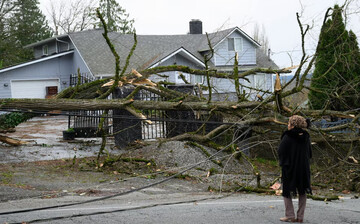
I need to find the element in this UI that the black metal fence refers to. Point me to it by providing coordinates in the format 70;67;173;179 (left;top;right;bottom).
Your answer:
68;85;223;147
69;72;95;87
68;110;111;138
139;89;166;140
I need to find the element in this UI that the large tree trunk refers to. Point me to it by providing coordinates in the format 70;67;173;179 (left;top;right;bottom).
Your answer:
0;98;357;120
0;98;262;111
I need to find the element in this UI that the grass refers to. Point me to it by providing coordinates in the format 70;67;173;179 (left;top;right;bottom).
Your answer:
254;157;278;168
1;172;13;184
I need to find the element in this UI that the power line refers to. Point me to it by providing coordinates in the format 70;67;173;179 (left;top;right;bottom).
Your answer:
0;129;254;218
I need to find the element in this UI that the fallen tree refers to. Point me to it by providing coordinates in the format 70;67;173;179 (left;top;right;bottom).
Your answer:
0;7;359;147
0;7;358;198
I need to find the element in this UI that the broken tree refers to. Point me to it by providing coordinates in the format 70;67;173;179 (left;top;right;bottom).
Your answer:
0;7;359;147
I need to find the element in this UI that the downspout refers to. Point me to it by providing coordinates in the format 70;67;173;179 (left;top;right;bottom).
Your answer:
56;38;70;51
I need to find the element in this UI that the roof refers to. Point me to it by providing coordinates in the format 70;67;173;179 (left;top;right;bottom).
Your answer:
24;34;68;48
69;27;277;76
0;51;74;73
69;29;208;76
149;47;206;68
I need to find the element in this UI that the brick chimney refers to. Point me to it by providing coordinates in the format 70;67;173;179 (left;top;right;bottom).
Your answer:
189;19;202;34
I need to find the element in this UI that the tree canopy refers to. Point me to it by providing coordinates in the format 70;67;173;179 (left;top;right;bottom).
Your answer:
46;0;98;35
92;0;135;33
0;0;52;67
308;4;360;111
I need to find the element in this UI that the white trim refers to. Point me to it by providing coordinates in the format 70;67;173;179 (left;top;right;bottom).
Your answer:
149;47;205;68
213;27;261;49
214;51;217;65
96;74;114;79
42;45;49;56
227;37;243;52
0;51;74;73
253;73;257;88
25;34;68;48
68;34;96;80
10;78;60;82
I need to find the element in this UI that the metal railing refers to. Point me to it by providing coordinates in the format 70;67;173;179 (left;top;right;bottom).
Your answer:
69;72;95;87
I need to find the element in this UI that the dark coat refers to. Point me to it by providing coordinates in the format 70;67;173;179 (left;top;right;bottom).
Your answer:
278;128;312;197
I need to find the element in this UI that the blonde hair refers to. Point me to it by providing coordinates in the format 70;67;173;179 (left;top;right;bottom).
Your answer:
289;115;307;128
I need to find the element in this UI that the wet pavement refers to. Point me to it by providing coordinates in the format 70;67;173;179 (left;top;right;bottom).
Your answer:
0;115;115;163
1;117;360;224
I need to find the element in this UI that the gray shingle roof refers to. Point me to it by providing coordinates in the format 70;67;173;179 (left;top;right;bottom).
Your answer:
69;27;277;76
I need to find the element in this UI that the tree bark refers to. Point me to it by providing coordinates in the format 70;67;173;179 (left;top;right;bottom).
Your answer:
0;135;28;146
0;98;262;112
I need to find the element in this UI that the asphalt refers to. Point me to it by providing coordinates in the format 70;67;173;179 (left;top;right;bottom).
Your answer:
1;116;359;224
1;193;359;224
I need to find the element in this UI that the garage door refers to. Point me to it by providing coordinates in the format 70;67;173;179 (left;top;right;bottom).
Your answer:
11;79;59;99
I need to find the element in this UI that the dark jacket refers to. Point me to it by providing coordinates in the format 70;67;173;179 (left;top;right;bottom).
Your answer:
278;128;312;197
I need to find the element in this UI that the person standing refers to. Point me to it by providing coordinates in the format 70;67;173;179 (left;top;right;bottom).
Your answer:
278;115;312;223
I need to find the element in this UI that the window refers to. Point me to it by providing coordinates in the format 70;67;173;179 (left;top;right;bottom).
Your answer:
192;74;203;84
42;45;48;56
228;38;242;52
176;72;190;84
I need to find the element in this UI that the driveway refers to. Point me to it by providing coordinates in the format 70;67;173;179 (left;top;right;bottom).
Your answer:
0;115;115;163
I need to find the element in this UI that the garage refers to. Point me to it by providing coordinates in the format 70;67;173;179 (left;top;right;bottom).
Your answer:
11;79;60;99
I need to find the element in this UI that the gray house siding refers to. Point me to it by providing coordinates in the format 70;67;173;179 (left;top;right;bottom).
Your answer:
34;40;57;58
145;50;272;101
213;31;256;66
202;73;273;101
0;53;74;98
0;48;93;99
34;37;74;59
265;73;273;92
149;53;204;84
72;49;91;76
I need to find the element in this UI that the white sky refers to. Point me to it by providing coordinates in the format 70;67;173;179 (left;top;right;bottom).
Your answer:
39;0;360;69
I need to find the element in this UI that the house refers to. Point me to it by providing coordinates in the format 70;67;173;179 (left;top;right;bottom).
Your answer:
0;20;278;100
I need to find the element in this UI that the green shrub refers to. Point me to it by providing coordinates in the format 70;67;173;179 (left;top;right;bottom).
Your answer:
65;128;75;132
0;112;35;129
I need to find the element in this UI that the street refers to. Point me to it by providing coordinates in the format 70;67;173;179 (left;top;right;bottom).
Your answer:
1;193;359;224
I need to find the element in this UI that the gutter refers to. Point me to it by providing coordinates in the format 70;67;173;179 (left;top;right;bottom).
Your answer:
56;38;70;53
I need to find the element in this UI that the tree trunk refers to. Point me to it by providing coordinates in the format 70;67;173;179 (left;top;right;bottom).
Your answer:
0;135;28;146
0;98;262;111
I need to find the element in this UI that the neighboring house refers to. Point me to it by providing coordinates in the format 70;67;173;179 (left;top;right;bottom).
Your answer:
0;20;278;100
275;73;312;108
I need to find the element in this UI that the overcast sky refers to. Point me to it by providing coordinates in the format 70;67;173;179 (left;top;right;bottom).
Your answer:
39;0;360;69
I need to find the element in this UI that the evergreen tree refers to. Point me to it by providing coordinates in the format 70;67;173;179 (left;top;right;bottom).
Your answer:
0;0;52;67
93;0;135;33
308;4;360;111
0;0;18;67
10;0;52;46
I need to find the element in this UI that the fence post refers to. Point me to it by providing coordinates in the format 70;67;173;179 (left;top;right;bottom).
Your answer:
113;86;142;148
166;84;198;138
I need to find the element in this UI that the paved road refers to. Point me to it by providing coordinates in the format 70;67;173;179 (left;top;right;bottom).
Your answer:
1;193;359;224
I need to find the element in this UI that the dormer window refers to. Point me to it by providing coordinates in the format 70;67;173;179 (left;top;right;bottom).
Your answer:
42;45;48;56
228;38;242;52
